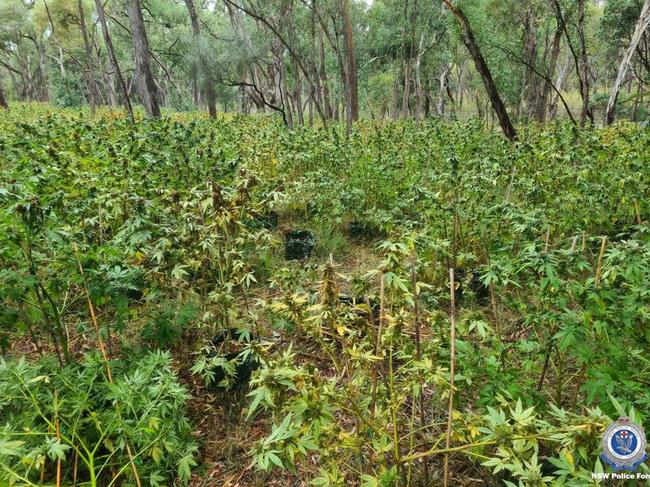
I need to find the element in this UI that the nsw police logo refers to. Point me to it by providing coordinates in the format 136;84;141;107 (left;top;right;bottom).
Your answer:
600;417;648;471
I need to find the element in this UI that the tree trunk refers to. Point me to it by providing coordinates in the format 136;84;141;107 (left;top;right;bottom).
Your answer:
424;76;432;117
521;7;539;120
632;73;642;121
402;61;411;117
95;0;134;121
98;55;118;107
330;21;349;122
456;62;465;107
192;78;199;106
400;0;410;117
605;0;650;125
78;0;100;113
577;0;593;126
438;63;451;116
340;0;358;133
391;75;401;119
549;59;571;119
226;3;264;111
551;0;590;125
0;80;8;109
226;0;326;123
56;46;66;78
535;17;563;122
36;40;49;101
319;32;333;119
128;0;161;118
292;56;305;125
413;34;425;120
310;2;324;124
275;41;293;128
442;0;517;140
475;91;483;120
311;2;347;121
184;0;217;118
285;4;305;126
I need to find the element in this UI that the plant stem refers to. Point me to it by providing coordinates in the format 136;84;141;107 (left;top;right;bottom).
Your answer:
544;226;551;253
555;346;564;405
23;238;65;366
443;268;457;487
370;274;385;422
485;246;500;340
400;425;593;464
388;333;401;483
595;236;607;286
537;334;554;391
56;419;62;487
410;252;428;484
73;243;142;487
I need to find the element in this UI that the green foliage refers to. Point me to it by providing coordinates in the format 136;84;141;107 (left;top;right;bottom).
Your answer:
141;300;199;348
52;70;86;108
1;106;649;484
0;350;195;486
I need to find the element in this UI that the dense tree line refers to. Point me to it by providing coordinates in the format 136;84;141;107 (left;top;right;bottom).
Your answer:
0;0;648;133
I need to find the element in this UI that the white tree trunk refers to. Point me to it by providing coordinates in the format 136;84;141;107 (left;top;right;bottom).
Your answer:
605;0;650;124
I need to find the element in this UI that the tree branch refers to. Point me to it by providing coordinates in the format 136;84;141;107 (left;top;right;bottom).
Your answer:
491;43;577;125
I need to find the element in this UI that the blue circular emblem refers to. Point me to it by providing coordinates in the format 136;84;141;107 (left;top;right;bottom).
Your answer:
609;429;638;457
601;417;648;471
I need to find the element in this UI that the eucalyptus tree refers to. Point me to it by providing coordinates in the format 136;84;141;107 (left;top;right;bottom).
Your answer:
363;0;447;119
222;0;333;124
605;0;650;124
536;2;565;122
340;0;359;133
577;0;594;125
0;0;50;101
94;0;134;121
184;0;217;117
550;0;594;126
77;0;100;113
441;0;517;140
128;0;161;117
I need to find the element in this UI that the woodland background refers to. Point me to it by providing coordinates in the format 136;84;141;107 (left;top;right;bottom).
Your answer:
0;0;649;132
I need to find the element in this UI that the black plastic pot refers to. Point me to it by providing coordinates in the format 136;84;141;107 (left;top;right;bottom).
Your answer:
206;328;258;392
285;230;315;260
455;268;489;304
609;220;633;242
259;211;278;230
245;210;278;231
338;293;380;318
347;221;386;240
